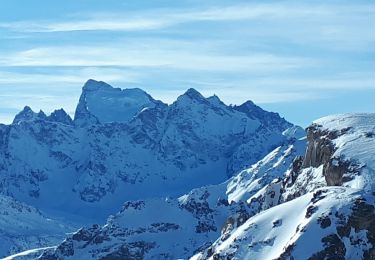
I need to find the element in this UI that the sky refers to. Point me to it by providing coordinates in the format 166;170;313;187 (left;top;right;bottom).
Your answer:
0;0;375;126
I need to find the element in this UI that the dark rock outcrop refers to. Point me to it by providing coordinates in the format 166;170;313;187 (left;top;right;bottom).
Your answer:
302;124;359;187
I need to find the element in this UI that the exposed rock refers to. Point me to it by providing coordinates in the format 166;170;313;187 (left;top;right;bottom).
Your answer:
100;241;156;260
302;125;336;168
302;124;360;187
308;234;346;260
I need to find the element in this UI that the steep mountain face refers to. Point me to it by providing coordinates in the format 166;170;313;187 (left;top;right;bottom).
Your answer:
4;78;374;260
0;194;73;257
0;80;295;257
38;113;375;260
74;79;161;126
38;135;306;259
0;80;293;216
194;113;375;260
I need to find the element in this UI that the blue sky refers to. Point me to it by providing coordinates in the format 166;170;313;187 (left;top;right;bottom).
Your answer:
1;0;375;126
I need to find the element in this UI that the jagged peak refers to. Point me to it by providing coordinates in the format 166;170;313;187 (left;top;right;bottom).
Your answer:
233;100;292;130
240;100;256;107
51;108;68;114
12;106;46;124
22;105;33;112
38;110;47;118
233;100;266;116
48;108;73;125
82;80;155;100
175;88;208;106
182;88;205;100
82;79;113;92
207;94;225;107
75;80;161;125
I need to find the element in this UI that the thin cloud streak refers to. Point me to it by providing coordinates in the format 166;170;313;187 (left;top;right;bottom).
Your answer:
0;46;312;73
0;4;311;32
1;3;374;33
0;1;374;126
0;68;139;85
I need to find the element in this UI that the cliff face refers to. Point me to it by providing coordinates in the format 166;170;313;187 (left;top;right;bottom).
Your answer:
302;124;359;187
0;80;297;257
5;104;375;260
302;125;335;168
193;114;375;260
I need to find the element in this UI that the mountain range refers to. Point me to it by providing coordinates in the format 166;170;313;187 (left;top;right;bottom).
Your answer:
1;80;374;259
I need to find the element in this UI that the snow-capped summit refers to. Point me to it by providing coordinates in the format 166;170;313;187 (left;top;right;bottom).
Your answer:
0;80;301;258
74;79;161;125
182;87;205;100
233;100;292;132
12;106;46;124
82;79;113;91
307;113;375;191
207;94;225;107
4;88;375;260
47;108;73;125
0;80;293;217
174;88;209;107
13;107;73;126
193;113;375;260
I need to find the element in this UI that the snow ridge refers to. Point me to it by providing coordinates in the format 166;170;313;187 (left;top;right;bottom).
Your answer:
0;79;294;257
37;113;375;259
6;82;374;260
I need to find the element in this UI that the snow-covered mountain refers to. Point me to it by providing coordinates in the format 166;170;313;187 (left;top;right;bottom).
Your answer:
194;113;375;259
0;194;74;257
74;80;161;126
37;136;306;260
36;113;375;260
0;80;295;257
0;80;292;219
4;79;374;260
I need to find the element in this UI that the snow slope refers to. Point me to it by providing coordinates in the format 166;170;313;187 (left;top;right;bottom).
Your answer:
195;113;375;259
0;79;295;257
0;195;74;258
11;113;375;259
194;187;370;260
74;79;161;125
313;113;375;191
36;134;305;259
0;80;294;221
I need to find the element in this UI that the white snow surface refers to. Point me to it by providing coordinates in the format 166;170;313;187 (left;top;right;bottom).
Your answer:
314;113;375;191
3;247;55;260
10;113;375;259
192;113;375;259
26;137;305;259
0;80;295;258
82;80;158;124
195;187;362;260
0;195;73;258
6;86;375;260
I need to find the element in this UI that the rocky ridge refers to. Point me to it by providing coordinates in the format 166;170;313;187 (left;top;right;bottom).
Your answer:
194;114;375;259
4;80;373;259
0;79;295;257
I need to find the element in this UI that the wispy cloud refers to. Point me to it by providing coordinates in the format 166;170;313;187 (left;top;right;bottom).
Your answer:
0;1;374;125
0;5;288;32
1;2;374;55
0;67;139;85
1;3;372;33
0;18;167;33
0;44;312;73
